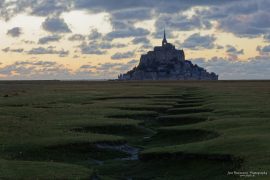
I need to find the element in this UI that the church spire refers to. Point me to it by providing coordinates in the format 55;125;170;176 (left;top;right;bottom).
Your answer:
164;29;166;40
162;28;167;46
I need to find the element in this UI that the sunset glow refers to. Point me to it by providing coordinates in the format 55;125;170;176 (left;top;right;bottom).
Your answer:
0;0;270;79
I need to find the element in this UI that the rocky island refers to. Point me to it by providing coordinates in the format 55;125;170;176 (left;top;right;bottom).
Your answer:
118;30;218;80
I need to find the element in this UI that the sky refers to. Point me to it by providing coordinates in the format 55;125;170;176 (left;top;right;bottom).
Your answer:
0;0;270;80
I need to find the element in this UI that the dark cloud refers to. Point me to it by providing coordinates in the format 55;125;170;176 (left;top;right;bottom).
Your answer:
99;42;125;49
88;29;102;40
188;0;270;37
192;56;270;80
111;8;152;21
155;13;212;33
2;47;24;53
110;20;130;30
74;0;232;14
181;33;216;50
95;62;135;72
200;1;258;20
257;45;270;55
30;0;71;16
111;51;135;60
218;12;270;37
38;34;62;44
6;27;22;37
132;37;150;45
78;39;125;55
0;0;71;21
79;43;107;55
263;34;270;42
105;27;150;40
96;62;122;71
1;0;243;40
226;45;244;55
42;17;71;33
74;0;151;12
28;46;69;57
194;0;270;37
224;45;244;60
68;34;85;41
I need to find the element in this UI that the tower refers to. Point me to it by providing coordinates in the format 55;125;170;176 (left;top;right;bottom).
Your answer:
162;29;167;46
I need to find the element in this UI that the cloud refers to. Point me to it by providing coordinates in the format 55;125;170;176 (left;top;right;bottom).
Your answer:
127;59;139;64
88;29;103;41
30;0;71;16
132;37;150;45
1;0;239;40
38;34;62;44
218;12;270;37
0;0;71;20
197;0;270;37
155;13;212;33
6;27;22;37
73;55;80;58
216;45;224;49
111;8;152;21
138;44;152;53
111;51;135;60
22;40;35;44
152;29;177;39
1;0;270;80
2;47;24;53
257;45;270;55
68;34;85;41
0;60;71;79
105;27;150;40
99;42;125;49
42;17;71;33
76;61;136;79
0;0;238;23
0;60;139;80
79;42;107;55
200;1;258;20
263;34;270;42
96;62;121;71
28;46;69;57
80;64;97;69
192;56;270;80
96;62;135;72
4;56;269;80
226;45;244;55
73;0;231;14
141;1;264;38
181;33;216;50
225;45;244;60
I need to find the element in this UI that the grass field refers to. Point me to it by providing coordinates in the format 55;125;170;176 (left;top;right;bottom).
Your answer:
0;80;269;179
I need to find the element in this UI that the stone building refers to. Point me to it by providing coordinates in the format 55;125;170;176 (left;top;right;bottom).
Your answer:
118;30;218;80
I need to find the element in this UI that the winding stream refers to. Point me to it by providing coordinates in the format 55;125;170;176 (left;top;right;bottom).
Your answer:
96;143;140;160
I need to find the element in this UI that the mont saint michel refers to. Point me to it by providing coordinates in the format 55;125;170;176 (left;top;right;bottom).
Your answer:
119;30;218;80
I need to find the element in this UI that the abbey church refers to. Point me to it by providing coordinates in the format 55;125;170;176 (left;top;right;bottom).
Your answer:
118;30;218;80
